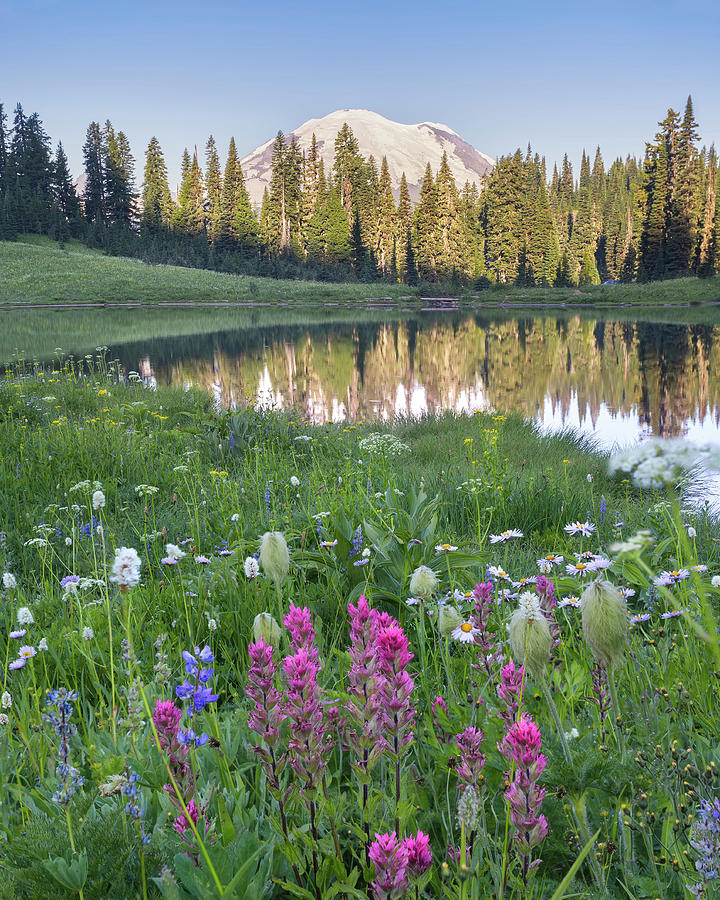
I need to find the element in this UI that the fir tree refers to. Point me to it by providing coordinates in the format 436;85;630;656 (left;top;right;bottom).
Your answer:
205;136;222;241
103;121;135;227
52;142;82;232
375;156;396;275
414;163;439;281
141;137;173;231
82;121;106;225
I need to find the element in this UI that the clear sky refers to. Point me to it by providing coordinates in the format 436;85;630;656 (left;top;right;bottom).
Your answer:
2;0;719;188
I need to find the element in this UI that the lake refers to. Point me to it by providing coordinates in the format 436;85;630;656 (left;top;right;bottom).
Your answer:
3;303;720;453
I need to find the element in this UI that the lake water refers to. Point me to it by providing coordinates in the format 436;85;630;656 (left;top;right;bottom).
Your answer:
4;305;720;453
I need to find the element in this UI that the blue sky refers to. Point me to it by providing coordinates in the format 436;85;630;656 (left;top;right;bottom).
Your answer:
2;0;719;187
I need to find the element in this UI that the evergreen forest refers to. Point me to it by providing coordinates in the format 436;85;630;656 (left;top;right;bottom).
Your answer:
0;97;718;287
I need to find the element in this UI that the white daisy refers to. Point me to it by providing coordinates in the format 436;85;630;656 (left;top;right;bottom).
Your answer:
435;543;459;552
451;621;480;643
487;565;511;581
489;530;524;544
564;521;596;537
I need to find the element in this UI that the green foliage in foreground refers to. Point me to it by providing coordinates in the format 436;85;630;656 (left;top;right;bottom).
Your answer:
1;235;719;308
0;358;719;898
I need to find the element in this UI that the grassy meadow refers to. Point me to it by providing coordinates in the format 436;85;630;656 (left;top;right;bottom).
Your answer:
1;235;719;309
0;353;719;899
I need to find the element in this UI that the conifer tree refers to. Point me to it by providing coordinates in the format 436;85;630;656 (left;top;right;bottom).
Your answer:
414;163;439;280
395;172;412;279
52;142;82;232
697;145;717;276
141;137;174;231
435;151;468;279
404;226;418;285
82;121;106;225
375;156;396;275
205;136;222;241
103;121;135;227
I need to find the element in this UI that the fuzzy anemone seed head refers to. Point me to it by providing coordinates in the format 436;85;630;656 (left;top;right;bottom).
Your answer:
580;580;627;669
252;612;282;649
409;565;438;599
437;605;463;636
259;531;290;585
508;592;551;678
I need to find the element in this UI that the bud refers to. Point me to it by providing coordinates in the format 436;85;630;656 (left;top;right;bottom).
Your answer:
581;580;627;669
437;605;463;636
508;592;551;678
253;612;282;648
409;565;438;599
259;531;290;585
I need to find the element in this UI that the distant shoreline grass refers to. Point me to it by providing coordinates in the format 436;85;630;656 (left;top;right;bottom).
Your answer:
1;235;719;309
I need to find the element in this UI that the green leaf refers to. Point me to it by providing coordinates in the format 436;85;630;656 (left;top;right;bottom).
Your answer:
42;850;88;893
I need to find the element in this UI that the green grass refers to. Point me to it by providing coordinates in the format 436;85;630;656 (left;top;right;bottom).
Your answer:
0;236;418;305
0;317;719;897
1;234;719;309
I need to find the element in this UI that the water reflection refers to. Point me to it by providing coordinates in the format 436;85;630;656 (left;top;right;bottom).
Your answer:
113;314;720;450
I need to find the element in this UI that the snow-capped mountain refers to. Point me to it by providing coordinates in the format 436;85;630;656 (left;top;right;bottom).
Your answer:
239;109;494;207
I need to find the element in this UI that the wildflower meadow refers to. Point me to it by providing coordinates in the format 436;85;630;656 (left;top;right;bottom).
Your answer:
0;351;719;899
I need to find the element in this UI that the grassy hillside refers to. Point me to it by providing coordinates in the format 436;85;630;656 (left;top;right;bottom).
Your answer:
1;235;719;308
0;236;417;305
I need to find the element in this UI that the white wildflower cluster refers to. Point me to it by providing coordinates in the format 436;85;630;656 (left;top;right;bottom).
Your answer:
135;484;159;496
456;477;490;495
358;432;411;459
69;480;103;494
608;439;720;490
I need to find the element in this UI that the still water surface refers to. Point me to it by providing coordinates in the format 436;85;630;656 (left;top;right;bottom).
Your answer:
106;312;720;451
5;306;720;450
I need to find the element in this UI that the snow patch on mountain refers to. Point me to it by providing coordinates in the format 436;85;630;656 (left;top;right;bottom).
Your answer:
239;109;494;208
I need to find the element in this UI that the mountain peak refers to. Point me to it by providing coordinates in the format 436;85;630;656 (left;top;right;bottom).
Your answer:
239;109;494;206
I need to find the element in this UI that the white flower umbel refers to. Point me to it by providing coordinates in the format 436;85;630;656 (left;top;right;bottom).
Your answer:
82;626;94;641
92;490;106;510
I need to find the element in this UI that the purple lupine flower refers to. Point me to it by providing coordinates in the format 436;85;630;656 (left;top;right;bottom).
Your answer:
455;726;486;789
501;714;549;879
369;831;409;900
599;495;607;525
497;658;526;727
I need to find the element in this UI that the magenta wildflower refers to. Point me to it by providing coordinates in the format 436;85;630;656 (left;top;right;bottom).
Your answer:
369;831;409;900
153;699;183;743
284;603;319;663
247;639;286;780
471;581;500;679
173;797;200;836
345;595;384;752
497;658;526;727
455;726;486;789
401;829;433;878
501;714;549;880
376;624;415;749
283;648;333;796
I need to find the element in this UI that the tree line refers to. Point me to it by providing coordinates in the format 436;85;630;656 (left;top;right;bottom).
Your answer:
0;97;717;285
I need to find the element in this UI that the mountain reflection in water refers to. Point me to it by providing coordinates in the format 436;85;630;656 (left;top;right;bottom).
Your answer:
119;314;720;449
